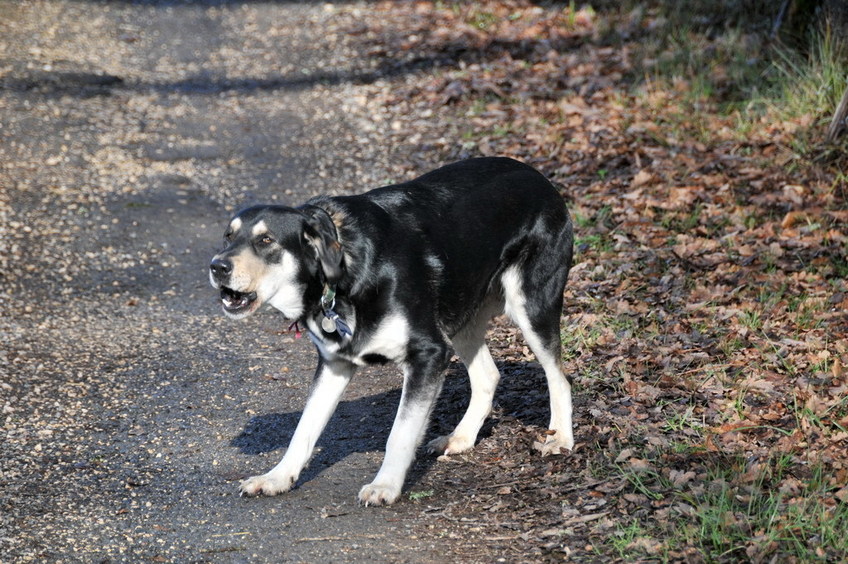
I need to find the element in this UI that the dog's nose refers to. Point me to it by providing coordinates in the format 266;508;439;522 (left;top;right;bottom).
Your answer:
210;257;233;278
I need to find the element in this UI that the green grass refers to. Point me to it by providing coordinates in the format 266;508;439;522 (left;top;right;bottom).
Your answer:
608;519;653;560
718;335;745;358
772;24;847;120
794;298;826;331
738;309;762;332
661;204;704;233
560;325;601;360
740;23;847;156
613;2;848;158
662;404;704;435
832;251;848;279
600;454;848;562
573;206;616;256
618;462;668;501
575;233;615;254
408;489;434;501
677;458;848;561
466;9;497;31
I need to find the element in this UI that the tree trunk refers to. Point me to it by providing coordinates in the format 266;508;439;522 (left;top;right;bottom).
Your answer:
826;82;848;143
774;0;822;47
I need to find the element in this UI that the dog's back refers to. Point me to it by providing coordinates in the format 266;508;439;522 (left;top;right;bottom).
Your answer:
353;157;573;336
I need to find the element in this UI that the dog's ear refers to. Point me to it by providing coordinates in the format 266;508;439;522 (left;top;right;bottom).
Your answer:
300;205;344;284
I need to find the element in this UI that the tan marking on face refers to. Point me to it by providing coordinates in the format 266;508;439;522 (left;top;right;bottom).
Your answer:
229;217;242;233
227;247;268;293
251;220;268;237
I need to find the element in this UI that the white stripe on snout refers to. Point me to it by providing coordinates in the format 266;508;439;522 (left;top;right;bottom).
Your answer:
251;220;268;236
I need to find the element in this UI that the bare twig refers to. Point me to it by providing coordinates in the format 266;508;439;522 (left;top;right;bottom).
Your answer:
294;535;384;543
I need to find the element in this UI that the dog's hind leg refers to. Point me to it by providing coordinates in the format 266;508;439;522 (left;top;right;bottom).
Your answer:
428;302;502;455
501;261;574;455
359;341;449;506
240;358;355;497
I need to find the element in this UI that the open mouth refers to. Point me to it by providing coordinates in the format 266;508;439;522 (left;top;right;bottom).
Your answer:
220;286;258;315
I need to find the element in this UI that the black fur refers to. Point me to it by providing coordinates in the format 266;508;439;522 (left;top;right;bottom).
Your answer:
210;157;574;505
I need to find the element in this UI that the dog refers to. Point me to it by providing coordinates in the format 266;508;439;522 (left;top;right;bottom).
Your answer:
209;157;574;506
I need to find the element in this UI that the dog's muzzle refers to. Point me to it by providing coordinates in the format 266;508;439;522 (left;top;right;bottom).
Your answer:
210;258;258;316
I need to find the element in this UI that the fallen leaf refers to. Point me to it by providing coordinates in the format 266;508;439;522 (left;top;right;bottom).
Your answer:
631;169;654;188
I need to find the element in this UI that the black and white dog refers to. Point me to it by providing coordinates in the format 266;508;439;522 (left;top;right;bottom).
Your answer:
209;157;574;505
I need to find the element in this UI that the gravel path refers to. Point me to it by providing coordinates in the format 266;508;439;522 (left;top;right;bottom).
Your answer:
1;2;447;561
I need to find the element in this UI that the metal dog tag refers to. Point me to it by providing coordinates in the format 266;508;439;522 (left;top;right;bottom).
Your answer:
321;315;337;333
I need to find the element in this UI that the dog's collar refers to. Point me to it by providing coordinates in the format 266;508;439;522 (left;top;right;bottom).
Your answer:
319;284;352;337
320;284;337;311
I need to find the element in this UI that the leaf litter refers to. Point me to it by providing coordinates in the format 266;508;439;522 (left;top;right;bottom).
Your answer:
323;1;848;561
2;0;846;561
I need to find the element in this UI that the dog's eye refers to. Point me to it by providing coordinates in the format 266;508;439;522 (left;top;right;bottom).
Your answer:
258;235;275;246
224;230;233;243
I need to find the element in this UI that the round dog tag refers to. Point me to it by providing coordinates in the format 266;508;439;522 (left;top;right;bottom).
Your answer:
321;316;337;333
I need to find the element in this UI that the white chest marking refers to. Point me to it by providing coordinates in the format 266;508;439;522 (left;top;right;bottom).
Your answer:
358;314;409;364
309;313;409;366
265;251;305;319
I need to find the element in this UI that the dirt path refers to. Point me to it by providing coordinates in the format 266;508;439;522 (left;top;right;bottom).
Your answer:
9;2;841;563
0;2;455;561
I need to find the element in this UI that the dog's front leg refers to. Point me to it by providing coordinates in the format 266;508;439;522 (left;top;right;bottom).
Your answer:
359;346;448;506
240;358;354;497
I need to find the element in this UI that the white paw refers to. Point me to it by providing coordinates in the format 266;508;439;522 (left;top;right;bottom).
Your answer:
535;430;574;456
358;482;401;506
239;473;296;497
427;433;474;455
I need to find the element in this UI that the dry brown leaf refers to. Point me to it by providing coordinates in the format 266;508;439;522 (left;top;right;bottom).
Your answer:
631;169;654;188
628;458;652;472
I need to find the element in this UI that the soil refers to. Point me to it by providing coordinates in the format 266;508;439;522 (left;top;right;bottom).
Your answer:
1;1;585;562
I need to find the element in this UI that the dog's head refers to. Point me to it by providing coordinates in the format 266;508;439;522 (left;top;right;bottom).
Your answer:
209;204;344;320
